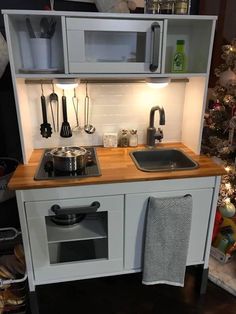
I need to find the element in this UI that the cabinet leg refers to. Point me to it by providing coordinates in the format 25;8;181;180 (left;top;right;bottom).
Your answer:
200;267;209;295
195;266;209;295
29;291;40;314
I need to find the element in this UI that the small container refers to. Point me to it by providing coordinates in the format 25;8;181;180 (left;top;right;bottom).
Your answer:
119;129;129;147
172;39;186;73
129;129;138;147
174;0;189;14
144;0;160;14
159;0;174;14
103;133;118;147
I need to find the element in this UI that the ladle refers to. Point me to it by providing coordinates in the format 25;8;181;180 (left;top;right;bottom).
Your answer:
84;82;95;134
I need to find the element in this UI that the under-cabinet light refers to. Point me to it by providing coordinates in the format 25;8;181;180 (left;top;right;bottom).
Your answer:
145;77;171;89
55;78;79;90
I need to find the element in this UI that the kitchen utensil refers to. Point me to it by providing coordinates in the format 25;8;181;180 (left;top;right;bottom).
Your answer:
72;88;82;132
49;84;59;132
60;90;72;138
84;83;96;134
47;18;57;38
39;17;57;39
25;18;36;38
40;85;52;138
40;17;50;38
47;146;88;172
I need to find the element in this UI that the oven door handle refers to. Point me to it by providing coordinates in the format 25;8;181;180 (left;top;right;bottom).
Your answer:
51;201;100;215
149;22;161;72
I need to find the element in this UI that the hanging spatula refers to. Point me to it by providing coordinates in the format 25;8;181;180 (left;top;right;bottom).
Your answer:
60;90;72;138
40;93;52;138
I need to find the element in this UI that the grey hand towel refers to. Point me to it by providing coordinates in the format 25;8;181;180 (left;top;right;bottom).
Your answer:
142;195;192;287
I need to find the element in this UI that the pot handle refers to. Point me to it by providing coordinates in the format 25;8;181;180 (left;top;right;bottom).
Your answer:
51;201;100;215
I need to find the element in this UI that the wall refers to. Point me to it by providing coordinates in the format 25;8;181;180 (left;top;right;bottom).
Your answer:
24;81;186;150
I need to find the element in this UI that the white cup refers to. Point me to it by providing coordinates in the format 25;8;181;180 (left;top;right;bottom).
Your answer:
18;31;34;69
30;38;51;69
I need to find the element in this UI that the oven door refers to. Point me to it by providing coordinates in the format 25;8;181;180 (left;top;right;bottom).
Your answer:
25;195;123;285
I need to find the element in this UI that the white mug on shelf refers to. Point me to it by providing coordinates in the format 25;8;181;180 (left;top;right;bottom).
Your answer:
18;31;34;69
30;38;51;69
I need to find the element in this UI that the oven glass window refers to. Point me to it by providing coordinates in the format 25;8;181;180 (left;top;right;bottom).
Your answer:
45;212;108;264
84;31;146;63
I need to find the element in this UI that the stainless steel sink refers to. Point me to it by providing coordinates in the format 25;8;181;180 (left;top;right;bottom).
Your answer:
130;148;199;172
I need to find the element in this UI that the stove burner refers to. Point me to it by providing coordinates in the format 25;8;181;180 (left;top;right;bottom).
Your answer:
34;147;101;180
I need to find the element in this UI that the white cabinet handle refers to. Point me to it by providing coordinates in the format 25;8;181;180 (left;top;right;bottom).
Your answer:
150;22;161;72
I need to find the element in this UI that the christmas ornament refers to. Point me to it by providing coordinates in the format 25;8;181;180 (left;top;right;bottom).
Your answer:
219;68;236;87
219;199;236;218
212;99;223;111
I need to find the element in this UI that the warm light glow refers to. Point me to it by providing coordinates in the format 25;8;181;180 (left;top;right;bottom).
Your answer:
145;77;170;89
147;82;169;89
56;83;78;90
225;183;231;190
225;166;231;172
54;79;79;90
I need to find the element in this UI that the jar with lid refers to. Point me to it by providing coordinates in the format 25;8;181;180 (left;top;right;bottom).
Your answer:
129;129;138;147
119;129;129;147
144;0;160;14
174;0;189;14
159;0;174;14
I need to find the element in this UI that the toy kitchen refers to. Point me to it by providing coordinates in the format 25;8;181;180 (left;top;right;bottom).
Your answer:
2;9;225;314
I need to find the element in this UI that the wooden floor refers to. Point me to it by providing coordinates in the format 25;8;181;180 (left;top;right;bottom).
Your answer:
32;268;236;314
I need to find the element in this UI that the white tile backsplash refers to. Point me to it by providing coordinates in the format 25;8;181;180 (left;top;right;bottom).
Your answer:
27;82;186;148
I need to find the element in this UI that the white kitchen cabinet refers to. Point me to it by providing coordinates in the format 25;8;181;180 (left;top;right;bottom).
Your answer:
16;176;220;293
24;195;124;285
124;188;213;270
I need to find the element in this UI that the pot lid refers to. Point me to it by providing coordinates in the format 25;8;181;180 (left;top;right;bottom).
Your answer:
50;146;87;158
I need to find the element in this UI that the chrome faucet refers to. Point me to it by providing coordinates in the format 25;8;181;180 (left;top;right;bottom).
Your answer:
147;106;165;147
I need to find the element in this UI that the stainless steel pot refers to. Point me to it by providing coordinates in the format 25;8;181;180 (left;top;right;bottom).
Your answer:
48;146;87;172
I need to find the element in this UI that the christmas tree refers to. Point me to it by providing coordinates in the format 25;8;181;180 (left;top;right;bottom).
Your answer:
202;38;236;258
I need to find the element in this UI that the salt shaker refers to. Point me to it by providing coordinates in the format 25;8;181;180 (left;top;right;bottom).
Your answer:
129;129;138;147
119;129;129;147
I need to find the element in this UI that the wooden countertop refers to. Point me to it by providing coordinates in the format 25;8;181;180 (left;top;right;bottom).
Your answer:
8;143;226;190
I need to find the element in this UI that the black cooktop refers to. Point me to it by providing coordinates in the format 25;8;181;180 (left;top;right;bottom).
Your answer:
34;147;101;180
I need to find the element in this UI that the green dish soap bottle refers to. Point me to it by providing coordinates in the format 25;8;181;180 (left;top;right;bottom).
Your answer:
172;40;186;73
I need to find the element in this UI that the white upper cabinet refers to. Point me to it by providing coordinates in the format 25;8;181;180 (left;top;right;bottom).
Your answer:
2;11;217;78
66;17;163;74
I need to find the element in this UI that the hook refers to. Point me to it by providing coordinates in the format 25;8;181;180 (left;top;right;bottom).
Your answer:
41;82;44;96
85;81;88;97
51;82;55;93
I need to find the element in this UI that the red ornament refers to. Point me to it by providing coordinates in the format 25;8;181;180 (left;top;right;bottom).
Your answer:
212;99;222;111
212;210;223;242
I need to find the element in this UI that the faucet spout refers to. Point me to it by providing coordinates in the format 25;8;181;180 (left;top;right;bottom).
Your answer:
149;106;165;128
147;106;165;147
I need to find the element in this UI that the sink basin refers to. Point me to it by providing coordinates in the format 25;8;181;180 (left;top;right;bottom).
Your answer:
130;148;199;172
